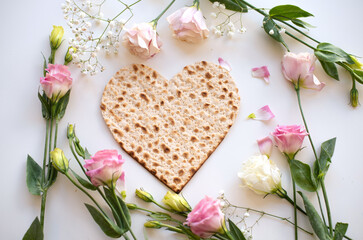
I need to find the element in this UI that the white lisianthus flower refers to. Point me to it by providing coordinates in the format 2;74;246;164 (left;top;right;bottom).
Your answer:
238;154;282;195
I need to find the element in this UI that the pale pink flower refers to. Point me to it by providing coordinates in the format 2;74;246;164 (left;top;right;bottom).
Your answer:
257;136;273;158
247;105;275;121
167;6;209;43
40;64;72;100
282;52;325;91
123;22;162;59
271;125;308;158
218;57;231;71
84;150;125;188
251;66;270;83
185;196;224;238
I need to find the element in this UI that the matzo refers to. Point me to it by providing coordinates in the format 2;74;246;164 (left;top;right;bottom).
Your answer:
101;61;240;193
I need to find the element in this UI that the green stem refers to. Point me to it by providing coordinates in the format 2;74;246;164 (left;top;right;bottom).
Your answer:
124;234;130;240
285;31;316;50
69;139;88;177
321;181;333;235
41;119;50;185
48;49;56;64
237;0;268;16
151;0;176;27
65;173;108;217
151;200;187;217
53;120;59;149
276;189;306;215
112;187;137;240
40;190;48;231
129;205;183;224
274;18;320;44
158;223;184;234
316;191;327;226
292;180;298;240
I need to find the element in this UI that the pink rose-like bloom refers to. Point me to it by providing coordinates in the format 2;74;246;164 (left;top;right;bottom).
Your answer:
40;64;72;100
251;66;270;83
84;150;125;188
185;196;224;238
167;6;209;43
271;125;308;158
123;22;162;59
282;52;325;91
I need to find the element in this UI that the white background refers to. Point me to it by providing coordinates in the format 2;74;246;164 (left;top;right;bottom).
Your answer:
1;0;362;239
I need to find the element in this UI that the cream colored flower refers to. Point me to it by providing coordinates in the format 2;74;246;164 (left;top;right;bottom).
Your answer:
238;154;282;195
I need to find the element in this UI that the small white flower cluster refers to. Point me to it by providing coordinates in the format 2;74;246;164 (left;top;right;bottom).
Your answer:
209;1;246;38
62;0;136;75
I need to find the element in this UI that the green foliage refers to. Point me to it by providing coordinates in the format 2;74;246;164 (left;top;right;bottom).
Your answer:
333;222;348;240
46;165;58;188
352;69;363;84
70;169;97;190
319;61;339;80
53;90;71;120
263;16;289;50
26;155;43;195
291;19;315;29
85;203;122;238
269;5;313;21
22;217;44;240
38;92;51;120
290;159;317;192
148;212;172;221
208;0;248;12
228;219;247;240
299;192;330;240
314;138;336;181
315;43;354;64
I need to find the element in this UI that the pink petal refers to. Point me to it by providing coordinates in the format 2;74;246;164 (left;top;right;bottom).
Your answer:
248;105;275;121
218;58;231;71
251;66;270;83
257;136;273;158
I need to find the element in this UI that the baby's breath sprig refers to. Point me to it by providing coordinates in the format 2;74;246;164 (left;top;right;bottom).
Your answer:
62;0;141;75
217;191;313;238
210;2;246;38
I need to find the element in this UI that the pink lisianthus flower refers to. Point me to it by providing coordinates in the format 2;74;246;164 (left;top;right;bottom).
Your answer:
251;66;270;83
247;105;275;121
271;125;308;158
84;150;125;188
185;196;224;238
40;64;72;101
122;22;162;59
167;6;209;43
282;52;325;91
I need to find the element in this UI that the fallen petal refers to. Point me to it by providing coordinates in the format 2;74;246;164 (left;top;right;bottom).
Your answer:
257;136;273;158
218;57;231;71
247;105;275;121
251;66;270;83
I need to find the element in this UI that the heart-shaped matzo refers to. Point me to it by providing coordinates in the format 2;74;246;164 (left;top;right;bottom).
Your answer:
101;61;240;193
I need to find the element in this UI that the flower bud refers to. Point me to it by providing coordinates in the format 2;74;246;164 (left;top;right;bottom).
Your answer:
162;191;191;212
64;47;76;65
349;56;363;70
67;124;75;139
50;148;69;173
50;26;64;50
126;203;138;210
135;189;154;202
350;87;359;108
144;221;162;229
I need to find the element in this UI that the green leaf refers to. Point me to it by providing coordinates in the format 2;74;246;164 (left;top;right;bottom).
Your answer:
290;159;317;192
316;138;336;180
291;19;315;29
38;92;51;120
315;43;354;64
41;53;47;77
104;187;131;232
208;0;248;12
22;217;44;240
148;212;172;221
54;90;71;120
269;5;313;21
46;165;58;188
333;222;348;240
70;169;97;190
84;148;92;159
319;60;339;80
228;219;247;240
353;69;363;84
85;203;122;238
26;155;43;195
298;192;330;240
263;16;289;50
